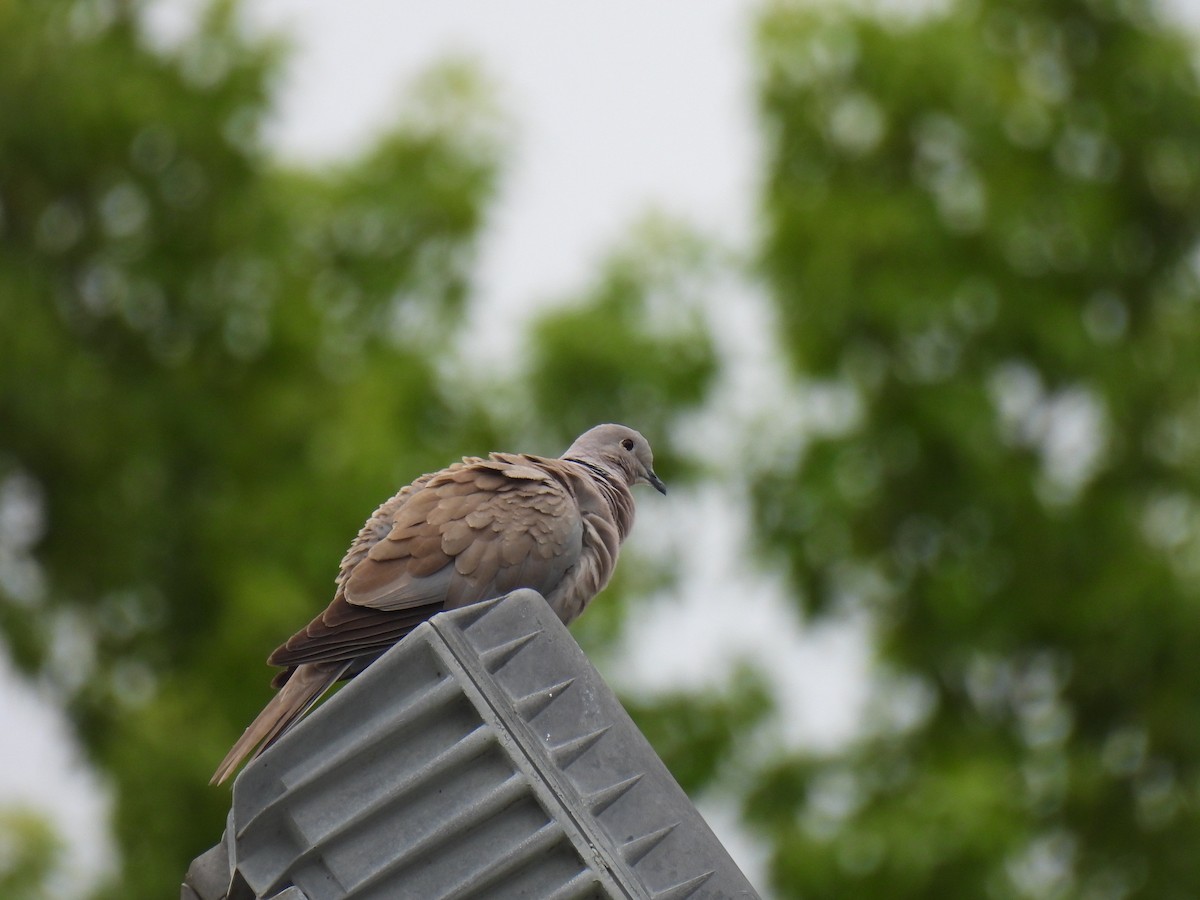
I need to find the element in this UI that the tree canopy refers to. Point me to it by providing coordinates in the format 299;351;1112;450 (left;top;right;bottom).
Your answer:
747;0;1200;895
2;0;1199;897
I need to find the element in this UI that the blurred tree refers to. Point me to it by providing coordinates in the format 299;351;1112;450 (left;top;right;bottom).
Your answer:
10;0;1199;897
0;808;63;900
0;2;715;896
0;0;504;892
747;0;1200;897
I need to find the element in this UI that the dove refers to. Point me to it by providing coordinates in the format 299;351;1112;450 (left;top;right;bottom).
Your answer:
211;423;665;784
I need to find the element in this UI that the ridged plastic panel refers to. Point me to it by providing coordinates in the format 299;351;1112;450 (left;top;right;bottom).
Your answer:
217;589;758;900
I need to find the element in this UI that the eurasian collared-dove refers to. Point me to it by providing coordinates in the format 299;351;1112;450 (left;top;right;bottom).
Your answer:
211;423;665;785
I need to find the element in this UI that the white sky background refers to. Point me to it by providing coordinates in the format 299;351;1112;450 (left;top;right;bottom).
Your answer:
5;0;1200;896
238;0;762;340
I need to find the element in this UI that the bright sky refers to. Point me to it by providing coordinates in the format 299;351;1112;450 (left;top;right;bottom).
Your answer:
240;0;761;313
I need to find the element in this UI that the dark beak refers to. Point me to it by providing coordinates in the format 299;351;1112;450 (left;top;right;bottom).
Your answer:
648;471;667;495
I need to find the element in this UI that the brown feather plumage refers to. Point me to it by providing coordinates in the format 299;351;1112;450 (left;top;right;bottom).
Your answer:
211;425;664;784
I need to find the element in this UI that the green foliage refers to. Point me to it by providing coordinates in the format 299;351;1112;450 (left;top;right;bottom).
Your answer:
0;808;63;900
0;1;505;894
0;4;722;895
751;0;1200;895
625;667;773;795
527;214;719;465
7;0;1200;897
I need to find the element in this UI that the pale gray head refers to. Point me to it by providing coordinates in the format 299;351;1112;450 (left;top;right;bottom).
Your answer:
562;424;667;495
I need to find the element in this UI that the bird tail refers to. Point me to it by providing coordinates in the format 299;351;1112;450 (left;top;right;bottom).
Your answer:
210;661;349;786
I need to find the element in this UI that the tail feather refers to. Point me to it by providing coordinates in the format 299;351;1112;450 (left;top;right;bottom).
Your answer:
211;662;348;786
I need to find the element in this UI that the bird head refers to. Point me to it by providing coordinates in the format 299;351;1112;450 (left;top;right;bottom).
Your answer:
563;424;667;495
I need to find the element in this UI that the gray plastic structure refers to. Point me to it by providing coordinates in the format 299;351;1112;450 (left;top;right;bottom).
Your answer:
184;589;760;900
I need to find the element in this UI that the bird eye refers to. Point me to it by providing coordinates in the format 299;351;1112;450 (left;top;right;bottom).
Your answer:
621;438;635;451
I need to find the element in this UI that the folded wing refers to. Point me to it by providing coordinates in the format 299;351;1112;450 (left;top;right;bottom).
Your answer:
267;456;583;672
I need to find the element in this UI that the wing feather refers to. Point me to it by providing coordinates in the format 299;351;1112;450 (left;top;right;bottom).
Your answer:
266;453;582;671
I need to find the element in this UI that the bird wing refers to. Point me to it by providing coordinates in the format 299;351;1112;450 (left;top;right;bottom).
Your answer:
267;455;582;670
